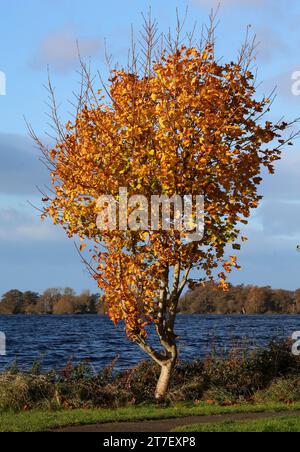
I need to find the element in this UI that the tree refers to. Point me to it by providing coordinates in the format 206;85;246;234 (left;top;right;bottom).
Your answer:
75;290;102;314
38;288;61;314
31;13;298;399
52;298;74;315
23;291;40;314
0;290;24;314
47;287;75;314
245;286;266;314
294;289;300;314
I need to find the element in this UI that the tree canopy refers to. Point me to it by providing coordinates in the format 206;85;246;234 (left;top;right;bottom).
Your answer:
31;13;299;399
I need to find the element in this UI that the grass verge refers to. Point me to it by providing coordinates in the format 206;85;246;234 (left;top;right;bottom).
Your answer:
2;402;300;432
174;415;300;432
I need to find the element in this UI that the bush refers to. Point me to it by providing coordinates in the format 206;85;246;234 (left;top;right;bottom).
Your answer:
202;386;246;405
0;339;299;411
170;378;207;402
254;377;300;404
116;361;160;404
200;340;300;399
0;373;54;411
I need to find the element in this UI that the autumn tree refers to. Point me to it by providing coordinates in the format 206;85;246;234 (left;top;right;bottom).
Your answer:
38;288;61;314
0;290;24;314
23;291;40;314
294;289;300;314
31;13;299;399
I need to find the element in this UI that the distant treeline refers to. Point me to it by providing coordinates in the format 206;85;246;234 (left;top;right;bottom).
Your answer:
179;282;300;315
1;283;300;316
0;288;104;315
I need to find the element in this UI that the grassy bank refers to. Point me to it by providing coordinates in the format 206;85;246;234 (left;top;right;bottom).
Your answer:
1;339;300;431
1;340;300;411
2;402;300;432
174;414;300;433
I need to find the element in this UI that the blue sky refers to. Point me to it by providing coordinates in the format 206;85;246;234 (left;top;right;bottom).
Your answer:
1;0;300;295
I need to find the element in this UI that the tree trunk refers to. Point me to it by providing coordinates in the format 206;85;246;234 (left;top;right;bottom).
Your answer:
155;359;175;401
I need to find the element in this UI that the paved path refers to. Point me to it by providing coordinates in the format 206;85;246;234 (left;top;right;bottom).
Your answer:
56;409;300;432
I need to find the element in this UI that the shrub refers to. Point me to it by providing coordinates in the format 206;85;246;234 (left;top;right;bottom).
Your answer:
0;373;54;411
202;386;246;405
116;361;160;404
201;340;300;399
0;339;299;411
254;377;300;404
170;378;207;402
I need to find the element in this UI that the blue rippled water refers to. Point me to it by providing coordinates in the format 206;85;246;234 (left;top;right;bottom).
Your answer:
0;315;299;371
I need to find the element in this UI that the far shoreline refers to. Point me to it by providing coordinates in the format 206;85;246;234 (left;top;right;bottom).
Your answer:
0;312;300;317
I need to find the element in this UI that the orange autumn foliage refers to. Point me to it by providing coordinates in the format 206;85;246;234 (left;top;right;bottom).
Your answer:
42;44;290;338
33;16;298;399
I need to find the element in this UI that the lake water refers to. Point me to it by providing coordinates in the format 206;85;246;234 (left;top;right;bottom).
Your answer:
0;315;299;372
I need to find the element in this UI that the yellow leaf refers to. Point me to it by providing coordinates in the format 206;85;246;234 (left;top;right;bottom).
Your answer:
80;243;86;252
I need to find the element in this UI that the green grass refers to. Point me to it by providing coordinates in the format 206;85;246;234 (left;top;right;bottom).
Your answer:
174;415;300;432
1;402;300;432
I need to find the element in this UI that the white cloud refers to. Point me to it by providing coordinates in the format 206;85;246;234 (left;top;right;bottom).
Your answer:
0;208;63;242
30;27;102;73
